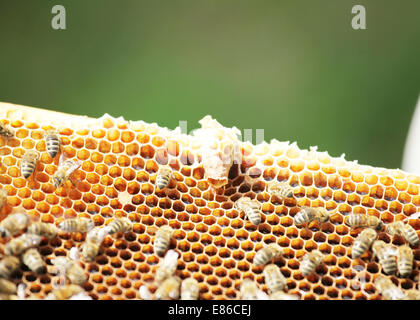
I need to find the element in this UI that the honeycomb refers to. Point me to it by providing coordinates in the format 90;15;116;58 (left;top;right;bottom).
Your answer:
0;101;420;300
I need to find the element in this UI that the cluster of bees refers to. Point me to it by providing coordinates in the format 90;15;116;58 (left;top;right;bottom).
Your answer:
1;121;420;300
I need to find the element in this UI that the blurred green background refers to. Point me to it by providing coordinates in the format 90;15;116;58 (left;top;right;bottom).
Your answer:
0;1;419;169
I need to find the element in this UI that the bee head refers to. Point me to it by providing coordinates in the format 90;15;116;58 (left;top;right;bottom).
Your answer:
53;174;64;189
376;220;385;231
0;227;8;238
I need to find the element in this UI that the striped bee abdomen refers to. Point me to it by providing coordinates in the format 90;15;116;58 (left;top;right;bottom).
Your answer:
293;207;316;225
106;218;131;235
20;150;39;179
81;241;100;262
403;224;419;246
397;245;413;277
22;248;44;273
45;130;61;158
351;229;377;259
244;206;261;225
154;225;173;256
253;243;282;266
300;250;323;277
263;264;286;293
58;218;93;233
156;166;173;190
0;256;20;278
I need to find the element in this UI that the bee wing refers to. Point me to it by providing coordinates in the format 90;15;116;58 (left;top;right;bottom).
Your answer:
162;250;179;267
402;212;420;222
58;153;66;166
256;289;270;300
384;246;398;257
66;160;82;175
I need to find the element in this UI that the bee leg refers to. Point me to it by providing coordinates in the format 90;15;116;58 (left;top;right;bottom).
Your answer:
70;178;77;187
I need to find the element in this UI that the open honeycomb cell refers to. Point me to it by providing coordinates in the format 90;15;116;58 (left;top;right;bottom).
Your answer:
0;102;420;300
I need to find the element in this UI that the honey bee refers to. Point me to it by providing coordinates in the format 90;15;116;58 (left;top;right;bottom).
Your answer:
253;243;283;266
386;221;419;246
53;157;82;188
156;276;181;300
0;278;17;294
80;227;107;262
270;291;300;300
27;222;58;239
51;257;87;285
374;275;405;300
20;150;39;179
58;217;93;233
397;244;413;277
0;212;31;238
180;278;199;300
105;217;132;235
44;130;61;158
0;122;14;139
267;181;294;200
4;234;42;256
371;240;397;275
154;225;173;256
21;248;44;273
300;250;324;277
81;241;100;263
0;189;7;210
155;250;179;284
235;197;261;225
0;256;20;278
155;165;173;190
344;214;384;231
351;228;377;259
293;207;329;226
46;284;84;300
263;264;287;293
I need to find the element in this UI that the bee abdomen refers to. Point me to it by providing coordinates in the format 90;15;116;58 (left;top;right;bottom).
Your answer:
81;242;100;262
254;249;271;266
245;207;261;225
107;218;131;234
0;278;17;294
301;260;316;276
351;241;368;259
398;260;413;277
22;248;44;273
404;226;419;246
0;256;20;278
58;220;78;232
21;160;36;178
294;209;311;225
156;175;171;189
59;218;93;233
46;136;60;158
28;222;58;239
155;238;170;256
381;257;397;274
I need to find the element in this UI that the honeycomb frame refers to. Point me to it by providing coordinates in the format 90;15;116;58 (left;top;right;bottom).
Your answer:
0;102;419;300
